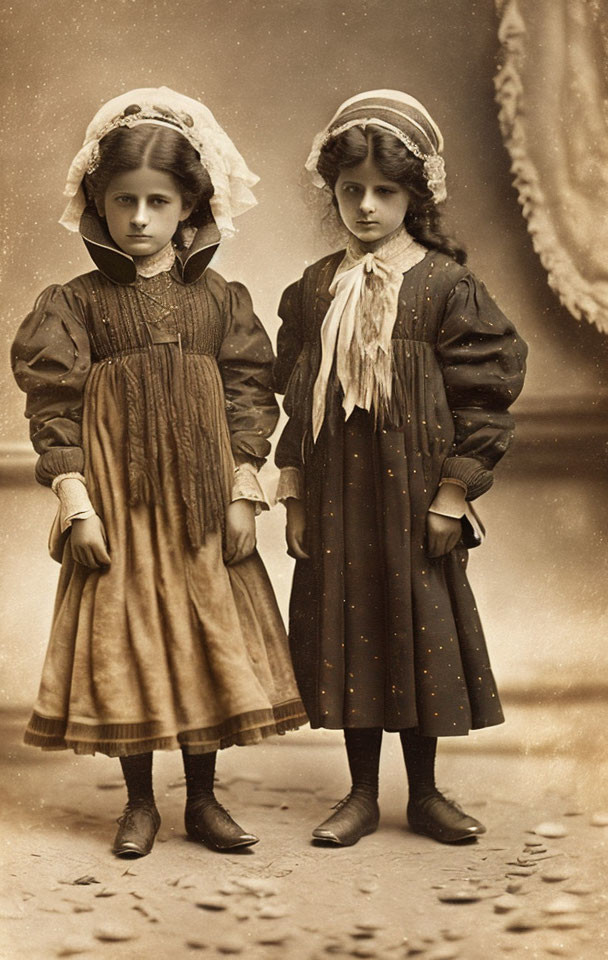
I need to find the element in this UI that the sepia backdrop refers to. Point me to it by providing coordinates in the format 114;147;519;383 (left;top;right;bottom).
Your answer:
1;0;607;712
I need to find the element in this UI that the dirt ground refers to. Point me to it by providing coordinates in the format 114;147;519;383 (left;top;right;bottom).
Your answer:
1;703;607;960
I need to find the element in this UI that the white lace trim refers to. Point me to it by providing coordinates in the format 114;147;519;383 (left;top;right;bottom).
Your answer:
60;86;258;240
134;242;176;277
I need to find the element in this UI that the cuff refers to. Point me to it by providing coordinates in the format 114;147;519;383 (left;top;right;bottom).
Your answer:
275;466;304;502
231;462;269;515
428;479;467;519
51;473;96;532
441;456;493;501
35;447;85;487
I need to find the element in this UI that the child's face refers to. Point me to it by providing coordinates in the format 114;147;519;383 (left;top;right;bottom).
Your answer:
98;166;194;258
334;153;411;249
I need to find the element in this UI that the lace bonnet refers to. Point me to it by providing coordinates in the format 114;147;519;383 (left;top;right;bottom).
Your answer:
59;86;259;238
305;89;447;204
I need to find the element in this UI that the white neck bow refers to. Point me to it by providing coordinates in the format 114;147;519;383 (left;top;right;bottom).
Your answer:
312;229;427;441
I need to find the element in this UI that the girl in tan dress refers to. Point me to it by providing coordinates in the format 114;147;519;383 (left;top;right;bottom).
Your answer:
12;87;307;858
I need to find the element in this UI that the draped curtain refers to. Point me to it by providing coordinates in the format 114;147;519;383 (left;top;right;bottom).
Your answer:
494;0;608;333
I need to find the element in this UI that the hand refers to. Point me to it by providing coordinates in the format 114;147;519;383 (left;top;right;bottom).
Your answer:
224;500;256;565
426;512;462;558
70;515;111;569
285;498;309;560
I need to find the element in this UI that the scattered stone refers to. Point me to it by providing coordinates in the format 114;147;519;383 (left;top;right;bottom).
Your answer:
351;947;378;958
56;935;95;957
257;904;289;919
407;941;427;955
504;911;542;932
563;806;584;817
256;928;291;945
427;946;460;960
355;920;383;933
589;811;608;827
94;888;118;898
185;940;206;951
72;876;100;886
437;890;481;904
217;938;245;954
232;878;278;898
543;941;570;956
324;941;348;956
217;882;239;896
94;924;138;943
562;881;594;896
196;897;228;911
542;894;580;915
523;839;544;846
73;904;94;914
540;866;572;883
493;894;520;914
546;915;584;930
96;780;124;790
505;867;536;877
532;822;567;839
358;880;379;894
505;881;523;894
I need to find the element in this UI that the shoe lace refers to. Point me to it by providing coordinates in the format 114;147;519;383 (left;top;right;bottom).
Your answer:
116;800;156;827
418;789;465;816
331;787;377;812
188;795;233;820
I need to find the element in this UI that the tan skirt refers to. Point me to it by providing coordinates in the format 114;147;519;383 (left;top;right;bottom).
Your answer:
25;357;307;756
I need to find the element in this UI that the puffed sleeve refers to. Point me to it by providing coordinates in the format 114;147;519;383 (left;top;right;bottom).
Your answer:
273;279;307;471
217;280;279;468
436;275;527;499
11;283;91;486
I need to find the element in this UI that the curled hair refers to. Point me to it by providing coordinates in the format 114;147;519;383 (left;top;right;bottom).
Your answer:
84;124;214;239
316;125;466;264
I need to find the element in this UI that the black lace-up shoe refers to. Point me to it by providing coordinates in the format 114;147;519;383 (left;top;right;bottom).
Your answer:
185;797;259;851
112;800;161;858
407;790;486;843
312;789;380;846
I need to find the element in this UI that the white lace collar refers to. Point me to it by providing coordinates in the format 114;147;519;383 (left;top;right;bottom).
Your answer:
134;242;176;278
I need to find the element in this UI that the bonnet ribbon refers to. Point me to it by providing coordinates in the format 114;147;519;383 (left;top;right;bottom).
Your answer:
311;229;427;441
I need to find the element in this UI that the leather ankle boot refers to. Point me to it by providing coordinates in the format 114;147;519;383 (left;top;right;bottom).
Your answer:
407;790;486;843
312;788;379;846
185;795;259;851
112;799;161;857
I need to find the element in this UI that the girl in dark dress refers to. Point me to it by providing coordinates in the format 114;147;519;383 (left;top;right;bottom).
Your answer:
273;90;527;846
11;87;307;858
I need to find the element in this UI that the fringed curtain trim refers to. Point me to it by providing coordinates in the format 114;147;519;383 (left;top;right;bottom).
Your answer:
494;0;608;333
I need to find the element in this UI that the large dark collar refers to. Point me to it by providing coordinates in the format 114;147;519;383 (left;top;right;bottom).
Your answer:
79;206;221;285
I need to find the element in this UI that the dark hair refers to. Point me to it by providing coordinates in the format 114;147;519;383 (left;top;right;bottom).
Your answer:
84;123;214;238
316;125;466;264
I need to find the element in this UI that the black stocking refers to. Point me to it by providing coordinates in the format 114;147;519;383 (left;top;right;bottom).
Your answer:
119;752;154;805
400;729;437;800
344;728;383;798
181;749;217;804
